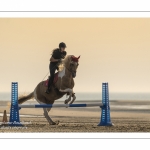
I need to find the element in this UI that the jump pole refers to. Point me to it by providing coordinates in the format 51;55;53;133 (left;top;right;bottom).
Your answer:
9;82;113;126
19;103;103;108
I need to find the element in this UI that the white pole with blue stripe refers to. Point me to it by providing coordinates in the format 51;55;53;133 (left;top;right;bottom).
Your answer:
19;103;103;108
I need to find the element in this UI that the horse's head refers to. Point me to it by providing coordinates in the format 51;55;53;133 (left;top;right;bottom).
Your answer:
62;55;80;78
70;55;80;78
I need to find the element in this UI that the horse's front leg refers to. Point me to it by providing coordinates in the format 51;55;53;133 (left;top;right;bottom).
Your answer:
69;92;76;104
59;88;73;104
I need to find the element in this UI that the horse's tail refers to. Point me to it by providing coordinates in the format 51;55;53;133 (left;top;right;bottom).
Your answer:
18;92;34;104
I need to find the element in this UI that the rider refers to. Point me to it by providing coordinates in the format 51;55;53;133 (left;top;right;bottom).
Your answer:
45;42;67;94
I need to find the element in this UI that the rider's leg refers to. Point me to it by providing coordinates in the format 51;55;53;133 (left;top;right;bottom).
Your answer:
45;63;57;94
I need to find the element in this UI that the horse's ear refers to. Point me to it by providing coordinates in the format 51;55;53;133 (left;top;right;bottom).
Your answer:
78;56;80;59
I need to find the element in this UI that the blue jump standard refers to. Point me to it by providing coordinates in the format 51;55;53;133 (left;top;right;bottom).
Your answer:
9;82;22;126
98;82;113;126
9;82;113;127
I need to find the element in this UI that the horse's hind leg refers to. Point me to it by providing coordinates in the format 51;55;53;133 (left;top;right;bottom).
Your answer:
46;108;60;125
43;108;58;125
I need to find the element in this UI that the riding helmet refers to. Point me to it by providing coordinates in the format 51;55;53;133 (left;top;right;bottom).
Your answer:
59;42;67;48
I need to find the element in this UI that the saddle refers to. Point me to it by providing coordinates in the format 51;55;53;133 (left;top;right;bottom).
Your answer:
44;72;59;87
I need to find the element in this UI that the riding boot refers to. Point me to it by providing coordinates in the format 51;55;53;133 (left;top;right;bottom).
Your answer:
45;76;52;94
45;87;50;94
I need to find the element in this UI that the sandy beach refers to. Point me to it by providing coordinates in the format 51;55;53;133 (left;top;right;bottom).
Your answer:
0;100;150;132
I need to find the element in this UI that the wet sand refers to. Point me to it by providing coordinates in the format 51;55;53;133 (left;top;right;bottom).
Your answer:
0;100;150;132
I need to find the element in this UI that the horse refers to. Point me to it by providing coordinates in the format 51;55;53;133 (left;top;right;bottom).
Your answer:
18;55;80;125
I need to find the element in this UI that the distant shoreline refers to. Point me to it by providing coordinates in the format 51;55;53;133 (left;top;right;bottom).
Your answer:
1;92;150;101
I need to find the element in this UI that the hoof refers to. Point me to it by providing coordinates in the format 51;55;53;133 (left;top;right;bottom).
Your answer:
50;120;60;125
55;120;60;125
69;97;76;104
64;100;68;104
69;101;73;104
69;100;75;104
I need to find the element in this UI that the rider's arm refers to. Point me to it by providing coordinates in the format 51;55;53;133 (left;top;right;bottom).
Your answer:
50;56;59;62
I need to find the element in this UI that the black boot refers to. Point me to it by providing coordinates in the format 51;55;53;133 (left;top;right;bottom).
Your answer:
45;76;52;94
45;74;54;94
45;87;51;94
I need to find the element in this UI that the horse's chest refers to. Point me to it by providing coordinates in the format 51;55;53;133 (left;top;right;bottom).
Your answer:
58;68;65;78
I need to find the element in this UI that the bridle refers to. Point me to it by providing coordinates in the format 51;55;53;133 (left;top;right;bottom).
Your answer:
65;62;77;75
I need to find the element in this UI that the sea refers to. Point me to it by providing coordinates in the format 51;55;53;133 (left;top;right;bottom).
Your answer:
0;92;150;101
0;92;150;116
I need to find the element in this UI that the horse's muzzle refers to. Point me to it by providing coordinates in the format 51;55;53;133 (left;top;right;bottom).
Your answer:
72;72;76;78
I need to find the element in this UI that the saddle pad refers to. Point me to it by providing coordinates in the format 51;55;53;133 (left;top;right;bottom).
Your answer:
44;72;58;87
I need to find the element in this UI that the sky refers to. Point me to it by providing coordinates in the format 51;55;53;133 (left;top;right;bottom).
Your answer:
0;18;150;93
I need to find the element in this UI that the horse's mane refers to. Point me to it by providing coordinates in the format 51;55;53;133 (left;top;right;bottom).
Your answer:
63;55;72;64
57;55;71;71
